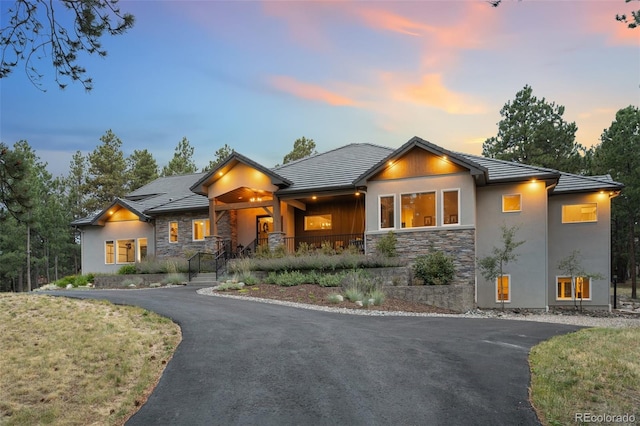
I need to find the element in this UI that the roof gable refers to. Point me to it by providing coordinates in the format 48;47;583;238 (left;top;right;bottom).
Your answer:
190;152;292;196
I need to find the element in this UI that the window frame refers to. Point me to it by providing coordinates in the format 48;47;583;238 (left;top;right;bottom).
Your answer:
116;239;136;264
555;275;592;301
169;221;179;243
502;194;522;213
379;194;396;230
137;238;148;262
304;214;333;231
400;190;436;229
562;203;598;224
442;188;460;226
495;274;511;303
105;240;115;264
192;218;211;241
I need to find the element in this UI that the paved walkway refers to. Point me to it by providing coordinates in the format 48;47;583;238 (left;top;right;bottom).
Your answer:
53;286;581;425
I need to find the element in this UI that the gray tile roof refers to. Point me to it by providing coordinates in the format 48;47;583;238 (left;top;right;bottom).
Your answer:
72;140;624;227
273;143;394;195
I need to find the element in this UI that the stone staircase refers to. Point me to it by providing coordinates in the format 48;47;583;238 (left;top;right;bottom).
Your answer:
188;272;218;286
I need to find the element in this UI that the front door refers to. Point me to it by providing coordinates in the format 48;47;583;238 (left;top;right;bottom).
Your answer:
257;216;273;246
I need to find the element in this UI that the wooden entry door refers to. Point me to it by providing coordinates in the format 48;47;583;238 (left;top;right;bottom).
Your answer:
257;216;273;245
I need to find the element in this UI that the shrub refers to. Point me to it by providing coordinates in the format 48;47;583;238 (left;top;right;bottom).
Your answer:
316;272;345;287
273;270;307;287
217;280;244;291
242;274;258;286
74;275;89;286
344;287;364;303
295;242;314;256
327;293;343;304
118;264;137;275
413;250;455;285
369;289;386;306
162;273;186;285
376;231;397;257
121;277;143;287
320;241;335;256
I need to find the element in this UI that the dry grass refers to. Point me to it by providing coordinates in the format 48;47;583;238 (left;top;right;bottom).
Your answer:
530;327;640;425
0;294;181;426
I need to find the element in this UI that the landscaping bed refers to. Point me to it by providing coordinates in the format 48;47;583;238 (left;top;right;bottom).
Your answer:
214;283;457;314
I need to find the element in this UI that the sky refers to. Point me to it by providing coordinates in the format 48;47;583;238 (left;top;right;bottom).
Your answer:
1;0;639;178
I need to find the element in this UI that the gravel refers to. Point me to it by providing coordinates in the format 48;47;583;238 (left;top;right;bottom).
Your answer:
197;287;640;329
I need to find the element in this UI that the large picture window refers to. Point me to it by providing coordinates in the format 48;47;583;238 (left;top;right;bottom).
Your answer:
496;275;511;303
380;195;395;229
138;238;148;261
556;276;591;300
502;194;521;212
401;192;435;228
443;189;459;225
169;221;178;243
304;214;332;231
117;239;135;263
562;204;597;223
192;219;210;241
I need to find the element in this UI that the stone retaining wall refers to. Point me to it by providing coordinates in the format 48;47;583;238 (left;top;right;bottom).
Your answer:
94;274;177;288
383;284;475;313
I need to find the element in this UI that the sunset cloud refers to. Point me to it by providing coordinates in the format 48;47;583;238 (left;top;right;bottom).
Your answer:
397;73;487;115
268;76;358;107
356;8;437;37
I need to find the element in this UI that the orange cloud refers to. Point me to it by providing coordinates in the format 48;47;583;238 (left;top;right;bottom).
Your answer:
356;8;437;37
268;76;358;107
398;74;487;114
582;1;640;46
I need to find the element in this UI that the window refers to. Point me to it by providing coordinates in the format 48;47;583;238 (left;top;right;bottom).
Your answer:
562;204;597;223
192;219;210;241
138;238;148;261
443;190;459;225
304;214;332;231
105;241;115;264
401;192;435;228
380;195;395;229
502;194;521;212
117;239;135;263
169;221;178;243
556;276;591;300
496;275;510;303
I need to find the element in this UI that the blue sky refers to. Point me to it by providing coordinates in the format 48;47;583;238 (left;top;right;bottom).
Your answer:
1;0;638;177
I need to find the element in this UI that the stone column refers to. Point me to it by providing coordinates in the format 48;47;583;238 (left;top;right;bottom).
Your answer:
268;231;285;252
204;235;221;253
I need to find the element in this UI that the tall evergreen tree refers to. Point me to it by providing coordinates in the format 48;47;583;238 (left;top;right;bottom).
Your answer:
482;85;585;173
84;130;128;213
161;137;197;176
203;144;233;172
66;151;89;220
282;137;317;165
127;149;158;191
591;105;640;299
0;142;32;222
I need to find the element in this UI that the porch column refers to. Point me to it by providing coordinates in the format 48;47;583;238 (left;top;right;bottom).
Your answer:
210;198;217;236
272;195;281;232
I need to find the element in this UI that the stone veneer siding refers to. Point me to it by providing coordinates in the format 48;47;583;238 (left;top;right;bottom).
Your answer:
156;211;224;257
366;228;476;312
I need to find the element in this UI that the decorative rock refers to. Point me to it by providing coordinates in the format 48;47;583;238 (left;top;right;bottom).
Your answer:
355;301;363;307
335;295;344;302
66;284;73;289
128;283;137;288
368;298;375;305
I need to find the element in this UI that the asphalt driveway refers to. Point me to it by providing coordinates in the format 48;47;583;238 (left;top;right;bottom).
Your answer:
52;286;581;425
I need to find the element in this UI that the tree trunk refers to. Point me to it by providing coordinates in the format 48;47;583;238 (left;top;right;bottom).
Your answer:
26;224;32;292
630;216;637;299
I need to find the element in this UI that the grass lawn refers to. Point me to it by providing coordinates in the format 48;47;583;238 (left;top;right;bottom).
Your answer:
0;294;181;426
530;327;640;425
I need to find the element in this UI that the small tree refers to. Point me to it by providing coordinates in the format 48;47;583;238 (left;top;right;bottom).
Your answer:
414;249;455;285
376;231;397;258
477;224;525;310
557;250;605;312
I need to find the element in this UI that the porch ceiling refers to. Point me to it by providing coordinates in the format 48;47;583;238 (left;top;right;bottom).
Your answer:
216;187;272;204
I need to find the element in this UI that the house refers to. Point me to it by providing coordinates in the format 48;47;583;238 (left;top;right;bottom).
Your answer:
72;136;623;310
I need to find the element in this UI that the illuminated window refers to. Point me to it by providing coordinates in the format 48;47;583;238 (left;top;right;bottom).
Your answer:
138;238;148;261
556;276;591;300
105;241;115;264
380;195;395;229
169;221;178;243
502;194;521;212
192;219;211;241
117;239;135;263
443;189;459;225
562;204;597;223
496;275;511;303
401;192;435;228
304;214;332;231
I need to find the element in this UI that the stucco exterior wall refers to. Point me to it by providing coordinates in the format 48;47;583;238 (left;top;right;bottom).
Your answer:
80;220;155;274
208;163;279;199
547;192;611;308
475;181;548;309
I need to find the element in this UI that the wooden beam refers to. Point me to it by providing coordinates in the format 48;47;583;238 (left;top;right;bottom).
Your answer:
214;200;274;211
285;199;306;211
272;196;281;232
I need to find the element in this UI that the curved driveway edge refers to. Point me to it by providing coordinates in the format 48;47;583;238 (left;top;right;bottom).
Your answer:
49;286;581;425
